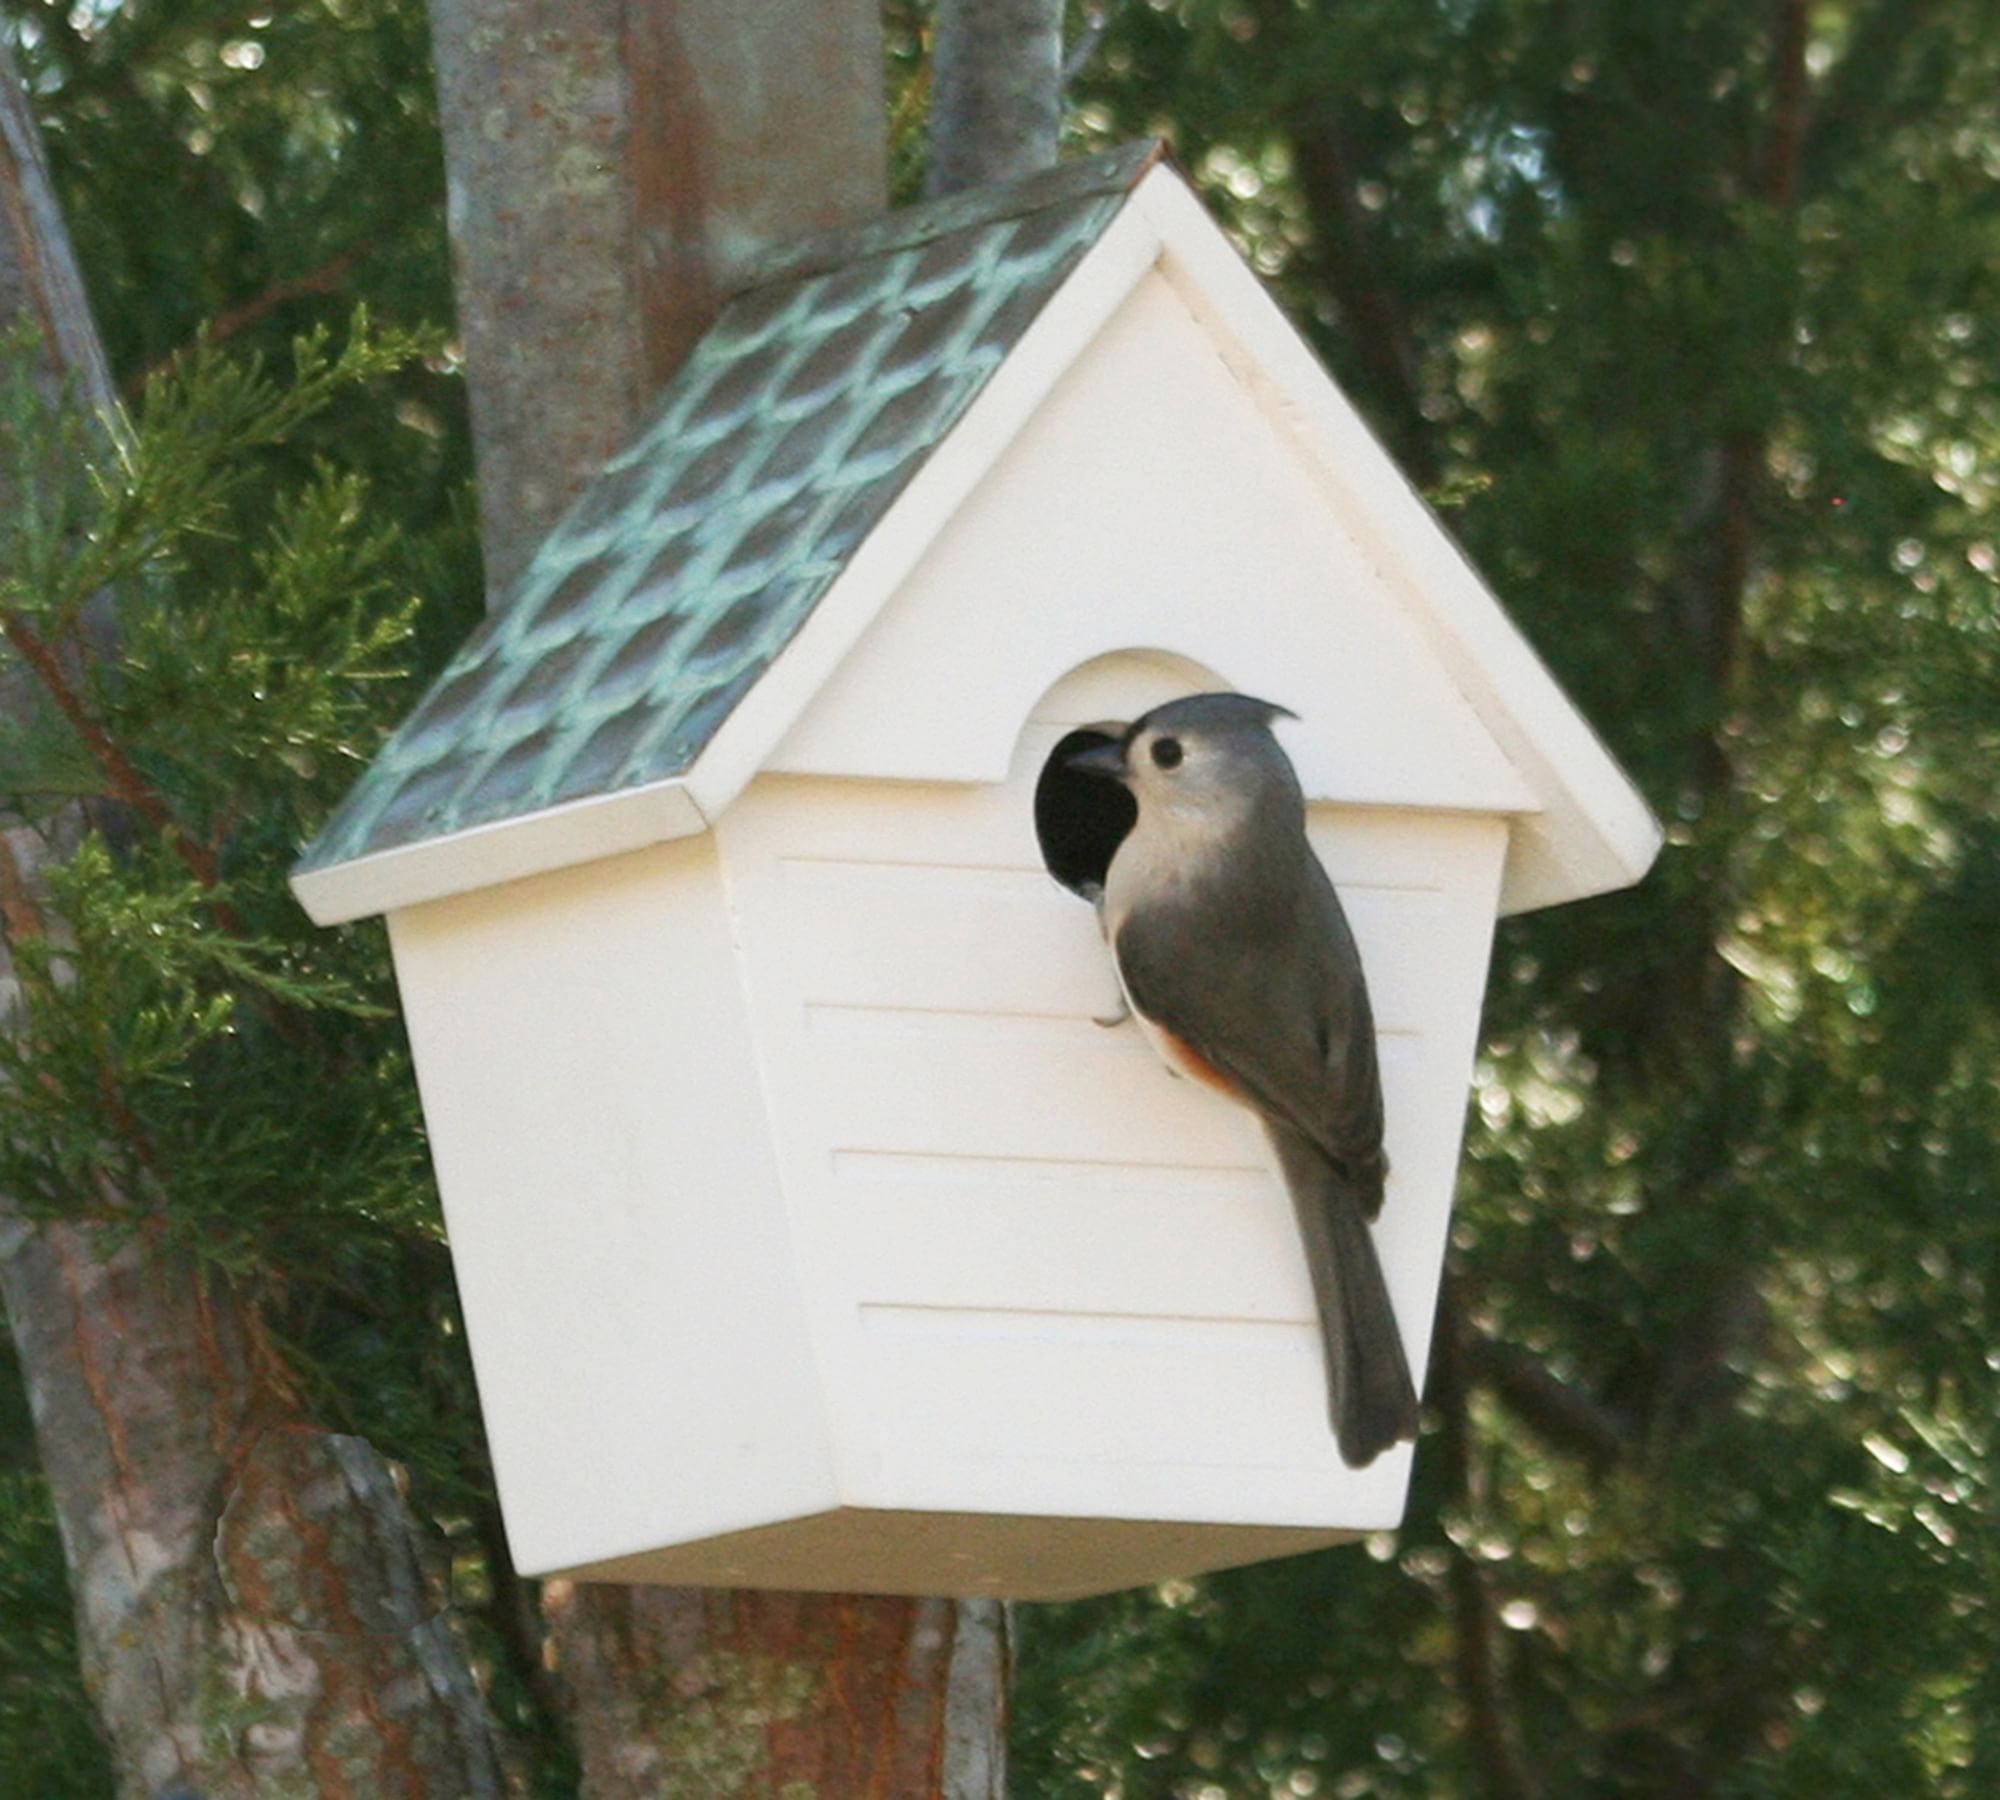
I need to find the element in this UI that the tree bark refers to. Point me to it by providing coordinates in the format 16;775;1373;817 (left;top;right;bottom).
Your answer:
0;1211;512;1797
0;44;514;1795
426;0;887;601
927;0;1064;198
543;1585;1008;1799
425;5;1012;1791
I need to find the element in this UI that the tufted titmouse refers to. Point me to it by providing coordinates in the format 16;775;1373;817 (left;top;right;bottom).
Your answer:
1067;693;1421;1468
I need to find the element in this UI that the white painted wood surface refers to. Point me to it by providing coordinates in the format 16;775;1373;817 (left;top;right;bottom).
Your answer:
770;266;1537;824
384;654;1509;1594
1132;171;1662;912
386;839;837;1579
724;674;1505;1545
750;168;1655;913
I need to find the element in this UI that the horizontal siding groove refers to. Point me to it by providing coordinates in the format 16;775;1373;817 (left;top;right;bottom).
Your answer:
806;1001;1133;1045
829;1146;1269;1194
780;853;1050;882
858;1302;1314;1341
807;1000;1426;1043
776;853;1447;899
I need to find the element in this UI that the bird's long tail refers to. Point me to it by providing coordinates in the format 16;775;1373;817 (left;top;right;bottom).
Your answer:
1268;1124;1422;1468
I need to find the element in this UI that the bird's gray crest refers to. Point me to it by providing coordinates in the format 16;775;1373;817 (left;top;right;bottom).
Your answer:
1127;692;1299;744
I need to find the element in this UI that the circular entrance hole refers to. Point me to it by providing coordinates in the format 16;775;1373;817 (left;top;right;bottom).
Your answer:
1034;724;1137;901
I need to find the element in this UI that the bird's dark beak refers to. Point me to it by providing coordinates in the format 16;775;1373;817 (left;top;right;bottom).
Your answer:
1065;739;1129;781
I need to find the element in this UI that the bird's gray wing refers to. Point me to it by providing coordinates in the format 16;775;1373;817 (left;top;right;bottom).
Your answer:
1117;852;1414;1464
1114;857;1387;1216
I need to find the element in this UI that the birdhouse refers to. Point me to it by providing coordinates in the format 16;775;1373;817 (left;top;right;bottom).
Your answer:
292;142;1658;1601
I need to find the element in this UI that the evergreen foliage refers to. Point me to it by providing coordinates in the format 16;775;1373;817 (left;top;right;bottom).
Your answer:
0;2;1995;1795
0;1467;103;1790
0;322;428;1247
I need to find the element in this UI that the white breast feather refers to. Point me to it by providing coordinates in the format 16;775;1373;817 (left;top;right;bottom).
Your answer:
1101;790;1249;1086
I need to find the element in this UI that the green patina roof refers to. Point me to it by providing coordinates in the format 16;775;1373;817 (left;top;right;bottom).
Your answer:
297;141;1165;879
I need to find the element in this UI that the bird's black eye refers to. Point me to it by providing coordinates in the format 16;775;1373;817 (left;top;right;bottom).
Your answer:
1150;736;1184;770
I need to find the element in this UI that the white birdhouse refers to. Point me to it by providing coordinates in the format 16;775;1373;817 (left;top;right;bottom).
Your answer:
293;142;1659;1600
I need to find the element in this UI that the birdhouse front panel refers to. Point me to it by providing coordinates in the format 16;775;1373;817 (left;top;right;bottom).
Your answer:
711;661;1512;1539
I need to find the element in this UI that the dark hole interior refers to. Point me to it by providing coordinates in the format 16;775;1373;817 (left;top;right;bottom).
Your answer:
1035;724;1137;900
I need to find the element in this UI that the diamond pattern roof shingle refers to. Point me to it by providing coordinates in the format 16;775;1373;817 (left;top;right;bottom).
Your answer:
298;141;1165;879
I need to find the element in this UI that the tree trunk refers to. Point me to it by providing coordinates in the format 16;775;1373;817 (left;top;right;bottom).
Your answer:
926;0;1064;197
544;1586;1009;1799
0;45;514;1795
0;1213;512;1797
426;0;887;600
425;4;1016;1791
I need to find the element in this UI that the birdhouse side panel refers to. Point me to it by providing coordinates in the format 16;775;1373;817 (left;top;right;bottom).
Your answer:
387;839;838;1576
716;761;1508;1530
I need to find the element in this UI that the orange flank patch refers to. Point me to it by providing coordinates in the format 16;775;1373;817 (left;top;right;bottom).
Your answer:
1157;1028;1245;1102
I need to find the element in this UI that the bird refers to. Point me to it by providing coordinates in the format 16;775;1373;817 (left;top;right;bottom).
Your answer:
1067;692;1421;1467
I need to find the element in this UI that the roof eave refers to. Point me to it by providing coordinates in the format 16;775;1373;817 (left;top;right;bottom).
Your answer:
289;778;708;925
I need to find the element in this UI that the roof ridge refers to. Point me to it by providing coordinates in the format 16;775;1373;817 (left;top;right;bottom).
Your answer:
731;138;1168;296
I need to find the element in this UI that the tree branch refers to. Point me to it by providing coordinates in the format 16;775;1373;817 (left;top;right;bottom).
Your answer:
0;607;217;884
3;56;514;1780
1463;1331;1635;1470
1696;0;1812;691
1432;1280;1546;1800
1760;0;1811;209
1285;114;1439;488
127;242;368;395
